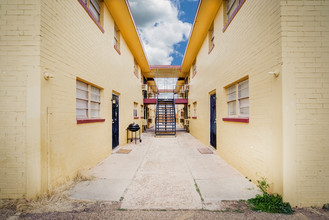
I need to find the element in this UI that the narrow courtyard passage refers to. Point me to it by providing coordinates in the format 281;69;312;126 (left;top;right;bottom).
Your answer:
70;126;259;210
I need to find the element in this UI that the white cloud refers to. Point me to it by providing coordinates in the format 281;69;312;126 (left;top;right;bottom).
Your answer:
128;0;191;65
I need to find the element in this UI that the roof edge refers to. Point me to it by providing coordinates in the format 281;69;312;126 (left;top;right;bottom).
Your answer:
181;0;221;73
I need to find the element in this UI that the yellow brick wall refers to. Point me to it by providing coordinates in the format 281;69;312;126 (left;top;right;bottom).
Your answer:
189;0;283;194
40;0;144;190
0;0;41;199
0;0;145;198
281;0;329;207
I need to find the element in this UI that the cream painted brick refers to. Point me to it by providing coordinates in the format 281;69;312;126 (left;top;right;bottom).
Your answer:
188;0;328;207
0;0;41;199
281;0;329;207
37;0;144;191
189;0;284;196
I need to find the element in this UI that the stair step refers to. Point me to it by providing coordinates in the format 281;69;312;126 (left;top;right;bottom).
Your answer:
155;98;176;136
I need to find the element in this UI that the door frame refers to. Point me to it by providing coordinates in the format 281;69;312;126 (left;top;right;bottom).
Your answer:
112;93;119;149
210;92;217;149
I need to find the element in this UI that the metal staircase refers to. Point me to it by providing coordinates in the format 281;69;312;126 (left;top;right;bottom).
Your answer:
155;98;176;136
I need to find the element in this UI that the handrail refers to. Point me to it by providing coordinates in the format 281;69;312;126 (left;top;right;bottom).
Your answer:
142;84;189;99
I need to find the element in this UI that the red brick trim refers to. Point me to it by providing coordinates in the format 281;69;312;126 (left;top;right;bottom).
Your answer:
141;117;144;119
114;45;121;55
77;118;105;124
222;117;249;123
174;99;188;104
192;117;197;119
222;0;246;33
150;65;181;69
133;117;139;119
143;98;157;104
78;0;104;33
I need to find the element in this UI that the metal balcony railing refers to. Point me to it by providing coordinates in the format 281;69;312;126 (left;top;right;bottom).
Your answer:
142;84;189;100
142;84;158;99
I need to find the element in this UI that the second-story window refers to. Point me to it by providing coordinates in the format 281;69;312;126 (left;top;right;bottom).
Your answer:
81;0;100;22
89;0;100;22
134;60;138;78
227;0;240;21
114;23;120;53
192;60;197;78
209;22;214;53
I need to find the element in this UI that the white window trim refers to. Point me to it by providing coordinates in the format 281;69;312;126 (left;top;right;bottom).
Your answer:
226;78;249;118
76;79;101;119
114;23;120;52
133;102;138;118
193;102;197;118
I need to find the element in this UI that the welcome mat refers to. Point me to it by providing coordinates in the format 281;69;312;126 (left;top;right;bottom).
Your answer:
116;149;132;154
197;148;213;154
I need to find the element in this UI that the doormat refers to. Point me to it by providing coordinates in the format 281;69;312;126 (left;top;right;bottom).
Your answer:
116;149;132;154
197;148;213;154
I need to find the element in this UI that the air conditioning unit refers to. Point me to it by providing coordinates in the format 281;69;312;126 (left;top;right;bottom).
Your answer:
184;119;189;126
142;84;147;91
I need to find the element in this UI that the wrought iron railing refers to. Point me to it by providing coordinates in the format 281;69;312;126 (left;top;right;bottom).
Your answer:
142;84;189;100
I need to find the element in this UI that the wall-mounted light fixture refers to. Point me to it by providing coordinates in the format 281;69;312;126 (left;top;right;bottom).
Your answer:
43;72;54;80
268;70;280;78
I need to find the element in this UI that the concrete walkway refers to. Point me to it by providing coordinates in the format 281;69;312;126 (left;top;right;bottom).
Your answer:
70;127;260;210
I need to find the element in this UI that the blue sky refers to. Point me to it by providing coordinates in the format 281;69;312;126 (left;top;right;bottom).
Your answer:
172;0;199;65
128;0;199;66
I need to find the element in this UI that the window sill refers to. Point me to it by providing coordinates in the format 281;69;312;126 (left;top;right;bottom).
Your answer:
114;45;121;55
77;118;106;124
222;117;249;123
222;0;246;33
208;44;215;54
133;117;139;119
78;0;104;33
192;117;197;119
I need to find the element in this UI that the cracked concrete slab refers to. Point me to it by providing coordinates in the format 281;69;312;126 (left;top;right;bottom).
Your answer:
70;179;130;201
69;127;260;210
121;172;202;209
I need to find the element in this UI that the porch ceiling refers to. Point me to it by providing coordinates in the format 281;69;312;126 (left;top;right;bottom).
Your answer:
143;65;184;79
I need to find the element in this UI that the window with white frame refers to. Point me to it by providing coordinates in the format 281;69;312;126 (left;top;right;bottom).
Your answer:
90;85;100;117
227;84;236;116
133;102;138;118
188;104;191;118
226;0;243;21
192;60;197;78
114;23;120;52
76;80;101;119
209;22;214;52
141;105;144;118
226;79;249;117
76;81;89;119
193;102;197;118
238;79;249;116
81;0;101;22
134;60;138;78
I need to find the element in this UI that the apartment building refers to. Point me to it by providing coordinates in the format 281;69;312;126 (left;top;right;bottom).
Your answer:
0;0;328;207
